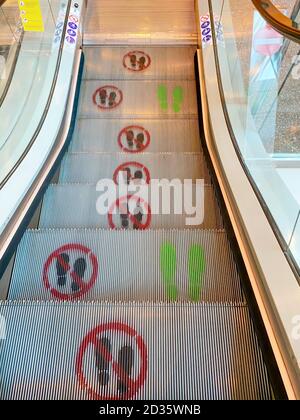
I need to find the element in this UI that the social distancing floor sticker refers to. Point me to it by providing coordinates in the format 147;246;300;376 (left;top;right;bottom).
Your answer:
76;322;147;400
123;51;151;72
113;161;151;185
157;85;184;113
118;125;151;153
108;195;152;230
160;242;206;301
43;243;98;300
93;85;123;110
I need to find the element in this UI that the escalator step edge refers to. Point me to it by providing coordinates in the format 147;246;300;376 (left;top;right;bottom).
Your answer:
0;301;272;400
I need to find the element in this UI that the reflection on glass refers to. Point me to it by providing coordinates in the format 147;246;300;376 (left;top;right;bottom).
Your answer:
210;0;300;271
271;0;300;23
0;1;22;100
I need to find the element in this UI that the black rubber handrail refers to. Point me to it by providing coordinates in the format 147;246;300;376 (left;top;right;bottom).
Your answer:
252;0;300;43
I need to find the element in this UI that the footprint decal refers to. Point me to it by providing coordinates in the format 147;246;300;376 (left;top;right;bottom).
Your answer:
157;85;168;110
117;345;134;395
93;85;123;110
173;86;184;113
71;257;87;292
188;244;205;301
95;337;111;386
157;85;184;113
56;252;69;287
94;337;134;396
160;242;206;301
160;242;178;300
118;125;151;153
123;51;151;72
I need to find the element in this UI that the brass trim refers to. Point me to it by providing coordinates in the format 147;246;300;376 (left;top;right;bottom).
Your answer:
252;0;300;43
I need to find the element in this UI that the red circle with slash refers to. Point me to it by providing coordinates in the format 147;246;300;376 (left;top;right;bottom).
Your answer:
69;15;79;23
75;322;148;400
113;161;151;185
122;50;151;72
108;194;151;230
93;85;123;110
117;125;151;153
43;243;98;301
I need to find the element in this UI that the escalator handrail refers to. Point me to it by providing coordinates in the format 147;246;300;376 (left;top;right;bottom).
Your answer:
252;0;300;43
0;0;72;189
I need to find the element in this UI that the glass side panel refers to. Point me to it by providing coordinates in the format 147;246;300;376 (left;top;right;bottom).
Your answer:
0;1;22;101
0;0;68;185
210;0;300;271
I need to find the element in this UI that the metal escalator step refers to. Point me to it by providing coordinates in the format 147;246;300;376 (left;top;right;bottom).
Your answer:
70;118;201;153
8;229;242;302
83;0;197;46
0;301;272;400
39;183;223;229
78;80;198;118
59;153;210;184
83;46;197;80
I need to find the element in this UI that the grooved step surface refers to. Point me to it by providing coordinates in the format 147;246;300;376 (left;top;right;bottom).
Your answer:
0;302;272;400
78;80;198;118
1;39;273;401
59;153;209;184
8;229;243;302
83;0;197;45
83;46;197;80
70;118;201;153
39;183;223;229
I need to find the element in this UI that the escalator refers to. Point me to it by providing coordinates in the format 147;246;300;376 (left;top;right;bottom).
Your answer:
1;0;300;400
0;43;273;399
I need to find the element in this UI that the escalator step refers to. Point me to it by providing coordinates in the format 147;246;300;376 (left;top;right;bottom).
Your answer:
0;301;272;400
8;229;243;302
83;0;197;46
70;118;201;153
78;80;198;119
83;46;197;80
59;153;210;184
39;183;223;229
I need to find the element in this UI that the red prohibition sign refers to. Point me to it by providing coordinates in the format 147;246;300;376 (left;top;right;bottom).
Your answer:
93;85;123;110
113;161;151;185
43;243;98;301
75;322;148;400
108;194;152;230
118;125;151;153
69;15;79;23
123;51;151;72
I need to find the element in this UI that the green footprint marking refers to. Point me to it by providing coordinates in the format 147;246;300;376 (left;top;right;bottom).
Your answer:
160;242;178;300
157;85;168;110
173;86;184;113
160;242;206;301
157;85;184;113
188;244;206;302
